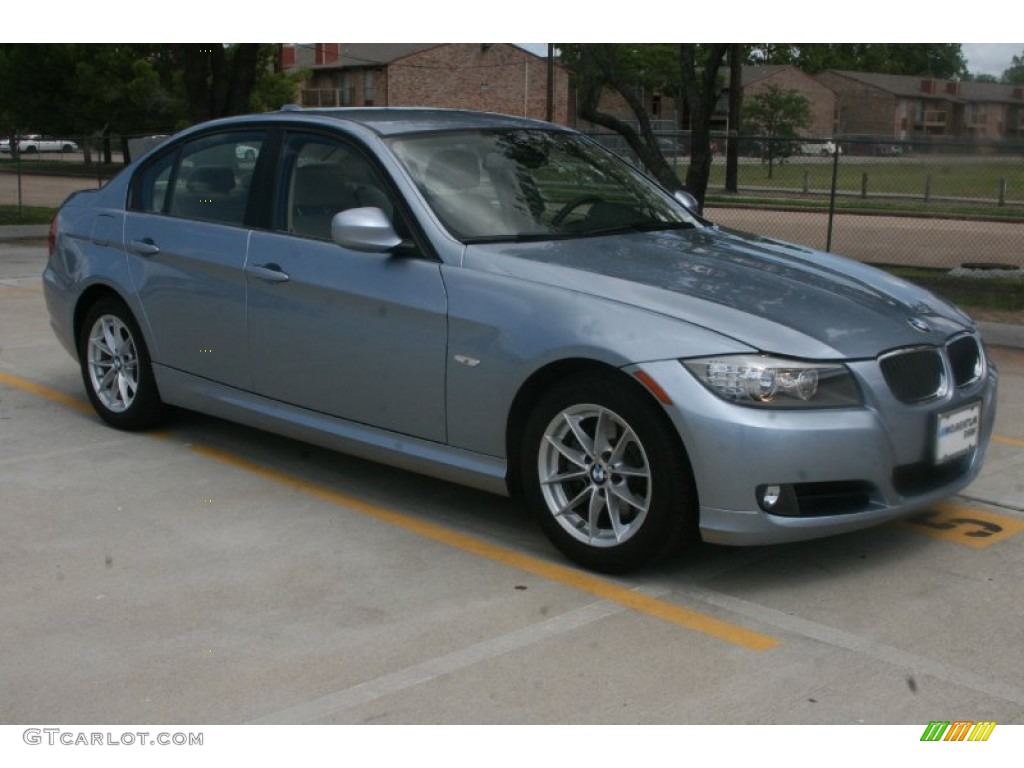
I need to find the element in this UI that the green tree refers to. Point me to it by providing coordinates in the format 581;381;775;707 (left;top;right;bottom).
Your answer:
679;43;731;207
563;43;731;208
0;44;297;164
71;45;182;163
748;43;967;78
248;45;305;112
741;85;812;178
169;44;293;123
1003;50;1024;84
563;43;684;192
0;43;78;152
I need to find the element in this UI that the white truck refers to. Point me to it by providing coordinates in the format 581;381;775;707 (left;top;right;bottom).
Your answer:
0;134;79;153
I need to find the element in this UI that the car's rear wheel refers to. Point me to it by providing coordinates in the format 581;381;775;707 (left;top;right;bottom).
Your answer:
78;297;165;430
522;373;696;573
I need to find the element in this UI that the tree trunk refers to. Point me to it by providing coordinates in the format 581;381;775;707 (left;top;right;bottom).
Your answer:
680;44;730;211
175;44;263;123
575;45;683;192
725;44;743;193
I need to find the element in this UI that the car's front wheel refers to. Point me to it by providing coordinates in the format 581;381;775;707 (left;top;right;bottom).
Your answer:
522;373;696;573
78;297;165;430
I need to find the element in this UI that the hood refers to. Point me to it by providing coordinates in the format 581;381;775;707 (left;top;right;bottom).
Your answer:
462;226;974;360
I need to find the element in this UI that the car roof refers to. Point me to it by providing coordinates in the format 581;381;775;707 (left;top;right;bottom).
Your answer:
190;107;568;138
281;107;563;136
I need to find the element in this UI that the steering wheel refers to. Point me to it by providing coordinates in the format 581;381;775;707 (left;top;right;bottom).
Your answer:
551;195;604;226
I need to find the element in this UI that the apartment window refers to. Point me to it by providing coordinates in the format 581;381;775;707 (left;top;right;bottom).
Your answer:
334;72;354;107
966;104;987;124
363;70;376;106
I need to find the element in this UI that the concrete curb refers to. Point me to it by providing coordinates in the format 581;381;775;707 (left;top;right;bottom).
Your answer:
977;321;1024;350
0;225;49;240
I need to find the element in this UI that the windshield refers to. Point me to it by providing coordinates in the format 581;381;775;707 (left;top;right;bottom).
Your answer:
386;129;698;242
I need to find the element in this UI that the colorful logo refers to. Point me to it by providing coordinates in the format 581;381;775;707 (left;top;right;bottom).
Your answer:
920;721;996;741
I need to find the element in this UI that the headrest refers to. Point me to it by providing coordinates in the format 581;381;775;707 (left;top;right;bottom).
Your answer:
187;166;235;194
425;149;480;192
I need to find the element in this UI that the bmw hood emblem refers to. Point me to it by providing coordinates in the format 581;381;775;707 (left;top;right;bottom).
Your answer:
907;316;931;333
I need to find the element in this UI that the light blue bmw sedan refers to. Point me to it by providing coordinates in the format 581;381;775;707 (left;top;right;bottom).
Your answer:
43;108;997;572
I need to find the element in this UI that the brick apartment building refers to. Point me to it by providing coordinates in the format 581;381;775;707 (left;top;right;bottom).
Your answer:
740;65;837;138
586;65;1024;144
283;43;572;125
815;70;1024;141
280;46;1024;145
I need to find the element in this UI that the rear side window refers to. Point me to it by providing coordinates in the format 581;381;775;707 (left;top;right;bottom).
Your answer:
131;131;265;227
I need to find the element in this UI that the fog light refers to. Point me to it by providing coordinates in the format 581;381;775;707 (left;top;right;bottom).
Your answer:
757;484;799;515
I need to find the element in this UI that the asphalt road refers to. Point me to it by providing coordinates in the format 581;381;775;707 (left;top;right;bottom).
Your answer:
708;207;1024;268
2;241;1024;728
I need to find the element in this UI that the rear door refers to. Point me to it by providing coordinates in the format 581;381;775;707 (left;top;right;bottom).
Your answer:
125;129;266;388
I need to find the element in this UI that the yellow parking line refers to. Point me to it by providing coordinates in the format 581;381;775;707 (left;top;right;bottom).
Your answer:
902;501;1024;549
191;443;779;651
0;285;42;295
0;370;93;414
0;368;779;651
993;435;1024;449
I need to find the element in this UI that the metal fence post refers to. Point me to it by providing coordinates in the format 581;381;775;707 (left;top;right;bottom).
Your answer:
825;147;840;252
15;150;22;215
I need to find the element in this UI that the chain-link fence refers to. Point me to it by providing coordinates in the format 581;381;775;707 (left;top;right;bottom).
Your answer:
587;132;1024;271
0;132;170;210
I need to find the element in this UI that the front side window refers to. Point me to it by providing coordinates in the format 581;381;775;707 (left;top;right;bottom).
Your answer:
386;129;697;242
131;131;264;227
277;132;398;241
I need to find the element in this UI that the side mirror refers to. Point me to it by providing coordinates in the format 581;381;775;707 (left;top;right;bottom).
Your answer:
331;207;402;253
673;190;700;212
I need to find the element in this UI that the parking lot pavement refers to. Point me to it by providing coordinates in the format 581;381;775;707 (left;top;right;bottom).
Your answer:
2;241;1024;725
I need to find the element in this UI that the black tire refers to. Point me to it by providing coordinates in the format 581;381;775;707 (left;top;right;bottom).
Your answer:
78;296;165;431
521;373;697;573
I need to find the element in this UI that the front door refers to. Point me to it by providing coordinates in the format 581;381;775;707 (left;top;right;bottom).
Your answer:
245;131;448;442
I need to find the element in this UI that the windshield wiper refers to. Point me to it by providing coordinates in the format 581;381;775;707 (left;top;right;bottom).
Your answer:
626;220;697;232
578;220;697;238
461;231;577;245
460;220;696;244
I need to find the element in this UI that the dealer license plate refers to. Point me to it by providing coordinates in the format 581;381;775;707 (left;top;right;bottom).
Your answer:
934;401;981;464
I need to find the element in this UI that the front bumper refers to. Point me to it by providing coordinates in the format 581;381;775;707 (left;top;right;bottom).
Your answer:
632;346;998;546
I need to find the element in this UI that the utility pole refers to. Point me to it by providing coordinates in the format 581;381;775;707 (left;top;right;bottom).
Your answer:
546;44;554;122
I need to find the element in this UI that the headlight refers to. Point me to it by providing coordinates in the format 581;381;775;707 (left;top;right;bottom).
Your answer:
683;355;862;408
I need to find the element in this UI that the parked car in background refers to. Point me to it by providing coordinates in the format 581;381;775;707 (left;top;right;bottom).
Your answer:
875;144;907;156
798;140;841;156
43;108;997;572
0;134;79;153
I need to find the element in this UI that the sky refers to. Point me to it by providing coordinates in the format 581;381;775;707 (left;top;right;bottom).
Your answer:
961;43;1022;77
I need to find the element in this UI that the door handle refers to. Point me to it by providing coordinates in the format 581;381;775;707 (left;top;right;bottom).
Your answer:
128;238;160;257
247;263;290;283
